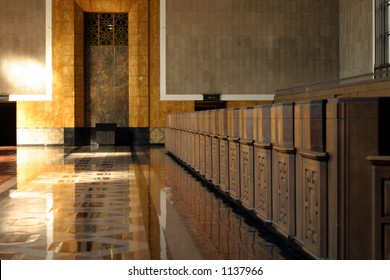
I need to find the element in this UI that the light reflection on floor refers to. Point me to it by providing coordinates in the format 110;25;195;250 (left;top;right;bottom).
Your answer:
0;146;310;260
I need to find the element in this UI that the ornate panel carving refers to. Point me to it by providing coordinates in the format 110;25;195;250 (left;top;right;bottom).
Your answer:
219;140;229;192
212;138;220;185
205;136;212;180
229;142;240;200
303;168;320;250
194;134;200;171
199;135;205;176
272;151;295;238
297;156;327;259
241;145;254;209
254;147;271;221
277;160;289;225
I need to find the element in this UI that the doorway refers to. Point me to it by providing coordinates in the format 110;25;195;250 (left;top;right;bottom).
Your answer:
0;102;16;146
84;13;129;145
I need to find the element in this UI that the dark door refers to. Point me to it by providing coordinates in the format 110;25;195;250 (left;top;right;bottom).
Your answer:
0;102;17;146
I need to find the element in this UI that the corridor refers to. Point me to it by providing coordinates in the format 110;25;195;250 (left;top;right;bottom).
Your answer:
0;146;310;260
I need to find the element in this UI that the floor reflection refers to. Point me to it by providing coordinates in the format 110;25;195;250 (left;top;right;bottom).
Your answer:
0;146;310;260
135;147;311;260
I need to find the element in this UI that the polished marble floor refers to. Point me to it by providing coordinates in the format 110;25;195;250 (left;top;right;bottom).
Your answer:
0;146;310;260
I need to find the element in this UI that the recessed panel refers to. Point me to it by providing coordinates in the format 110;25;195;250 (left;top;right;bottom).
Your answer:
0;0;51;101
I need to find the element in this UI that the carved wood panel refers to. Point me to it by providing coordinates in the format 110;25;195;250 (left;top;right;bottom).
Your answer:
254;147;272;221
205;136;212;180
199;134;206;175
296;157;327;258
194;134;200;171
212;138;220;185
219;140;229;192
272;152;295;238
229;141;240;200
303;168;320;251
241;144;254;209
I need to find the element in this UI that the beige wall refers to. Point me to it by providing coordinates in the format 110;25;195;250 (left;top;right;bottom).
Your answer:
10;0;384;144
0;0;47;95
339;0;374;78
15;0;194;144
165;0;339;96
150;0;194;128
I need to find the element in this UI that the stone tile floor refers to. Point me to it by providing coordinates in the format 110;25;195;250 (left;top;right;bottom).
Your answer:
0;146;310;260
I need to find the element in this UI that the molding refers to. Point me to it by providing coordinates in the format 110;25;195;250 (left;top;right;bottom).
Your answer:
254;142;272;149
366;155;390;166
299;150;328;161
273;145;295;154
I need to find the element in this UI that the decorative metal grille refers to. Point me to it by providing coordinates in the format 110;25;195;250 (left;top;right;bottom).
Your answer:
85;13;128;46
375;0;390;76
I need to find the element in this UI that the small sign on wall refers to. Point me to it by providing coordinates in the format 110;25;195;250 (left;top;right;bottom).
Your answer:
203;94;220;101
0;95;9;101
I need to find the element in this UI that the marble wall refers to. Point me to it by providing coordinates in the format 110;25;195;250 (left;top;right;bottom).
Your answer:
84;46;129;128
5;0;223;145
165;0;339;96
0;0;47;95
149;0;195;128
339;0;373;78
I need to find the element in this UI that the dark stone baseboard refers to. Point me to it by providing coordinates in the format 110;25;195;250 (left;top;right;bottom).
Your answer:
64;127;149;146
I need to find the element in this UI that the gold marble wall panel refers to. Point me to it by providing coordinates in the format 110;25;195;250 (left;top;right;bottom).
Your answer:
75;0;135;13
74;2;84;128
17;0;77;144
129;0;149;127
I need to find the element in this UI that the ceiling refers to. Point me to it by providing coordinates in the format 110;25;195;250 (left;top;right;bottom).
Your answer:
74;0;136;13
